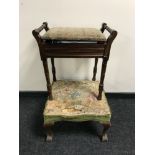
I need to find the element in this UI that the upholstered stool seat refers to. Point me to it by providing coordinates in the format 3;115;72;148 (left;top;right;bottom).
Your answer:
44;80;111;125
42;27;106;41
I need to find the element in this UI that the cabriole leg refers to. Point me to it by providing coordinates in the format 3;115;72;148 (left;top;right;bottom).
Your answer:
101;122;111;142
44;124;54;142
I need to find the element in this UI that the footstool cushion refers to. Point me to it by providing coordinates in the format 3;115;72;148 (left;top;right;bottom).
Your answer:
43;80;111;125
42;27;106;41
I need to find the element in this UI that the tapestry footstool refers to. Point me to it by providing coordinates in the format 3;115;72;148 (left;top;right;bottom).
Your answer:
43;80;111;142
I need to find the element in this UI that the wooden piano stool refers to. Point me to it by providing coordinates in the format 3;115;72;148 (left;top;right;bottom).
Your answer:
32;22;117;142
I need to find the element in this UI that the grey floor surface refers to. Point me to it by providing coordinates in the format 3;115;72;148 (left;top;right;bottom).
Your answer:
19;94;135;155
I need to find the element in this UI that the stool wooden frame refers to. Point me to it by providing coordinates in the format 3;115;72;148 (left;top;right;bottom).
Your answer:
32;22;117;142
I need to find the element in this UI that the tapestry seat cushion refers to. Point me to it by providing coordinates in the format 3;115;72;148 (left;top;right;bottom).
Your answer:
44;80;111;125
42;27;106;41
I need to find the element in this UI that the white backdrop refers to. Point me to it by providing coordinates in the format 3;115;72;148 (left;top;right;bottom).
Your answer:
19;0;134;92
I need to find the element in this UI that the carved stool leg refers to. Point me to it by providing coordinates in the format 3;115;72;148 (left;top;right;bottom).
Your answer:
92;58;98;81
44;123;54;142
101;122;111;142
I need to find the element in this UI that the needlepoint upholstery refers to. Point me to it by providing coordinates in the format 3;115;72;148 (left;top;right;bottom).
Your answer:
44;80;111;125
42;27;106;41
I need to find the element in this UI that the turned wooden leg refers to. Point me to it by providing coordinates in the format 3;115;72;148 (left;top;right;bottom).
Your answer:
44;124;54;142
42;59;52;100
97;84;103;100
51;58;56;81
97;58;108;100
101;122;111;142
92;58;98;81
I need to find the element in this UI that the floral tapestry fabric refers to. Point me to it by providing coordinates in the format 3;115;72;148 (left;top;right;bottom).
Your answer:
44;80;111;124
